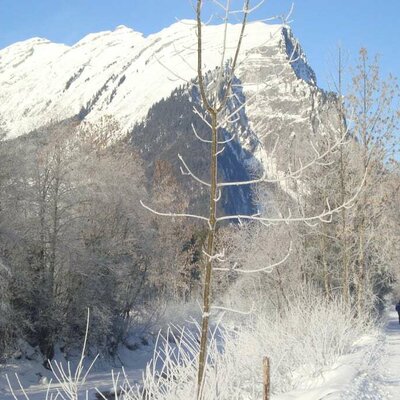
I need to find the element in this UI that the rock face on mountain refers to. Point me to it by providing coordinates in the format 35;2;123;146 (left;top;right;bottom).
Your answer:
0;20;338;213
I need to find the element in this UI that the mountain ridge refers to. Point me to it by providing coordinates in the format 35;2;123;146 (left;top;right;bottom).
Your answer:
0;20;313;139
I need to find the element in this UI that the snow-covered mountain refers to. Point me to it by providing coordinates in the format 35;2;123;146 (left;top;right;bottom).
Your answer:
0;20;337;213
0;20;316;139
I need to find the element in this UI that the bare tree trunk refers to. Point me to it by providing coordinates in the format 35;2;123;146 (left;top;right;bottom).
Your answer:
320;229;331;300
275;267;290;310
357;218;366;316
263;357;270;400
38;169;48;274
197;111;218;394
339;146;350;305
335;47;351;306
49;147;61;298
357;49;369;317
195;1;249;396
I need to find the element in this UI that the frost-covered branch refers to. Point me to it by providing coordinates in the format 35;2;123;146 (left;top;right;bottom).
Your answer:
210;302;255;315
214;242;292;273
178;153;212;187
218;130;348;187
192;123;212;143
140;200;210;224
217;175;365;224
152;52;193;84
193;106;212;128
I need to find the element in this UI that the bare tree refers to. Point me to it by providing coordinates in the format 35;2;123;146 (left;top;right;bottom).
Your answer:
140;1;364;396
347;48;399;315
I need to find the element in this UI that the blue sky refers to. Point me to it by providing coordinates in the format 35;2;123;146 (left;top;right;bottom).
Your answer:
0;0;399;89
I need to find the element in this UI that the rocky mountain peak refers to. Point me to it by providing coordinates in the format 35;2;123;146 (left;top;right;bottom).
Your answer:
0;20;336;213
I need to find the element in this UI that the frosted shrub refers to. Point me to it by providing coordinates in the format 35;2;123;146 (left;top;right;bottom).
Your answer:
221;294;373;395
117;292;372;400
6;294;373;400
118;325;222;400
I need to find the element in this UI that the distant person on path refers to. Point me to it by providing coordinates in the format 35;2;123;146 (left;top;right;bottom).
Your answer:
396;301;400;324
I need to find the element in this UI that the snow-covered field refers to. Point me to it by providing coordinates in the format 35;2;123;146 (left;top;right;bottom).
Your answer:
1;309;400;400
0;343;153;400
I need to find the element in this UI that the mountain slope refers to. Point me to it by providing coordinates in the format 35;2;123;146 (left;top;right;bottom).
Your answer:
0;21;311;139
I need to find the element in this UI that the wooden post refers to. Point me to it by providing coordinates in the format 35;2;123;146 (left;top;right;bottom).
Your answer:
263;356;270;400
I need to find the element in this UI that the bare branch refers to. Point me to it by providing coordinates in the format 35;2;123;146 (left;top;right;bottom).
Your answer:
218;131;348;187
217;173;365;224
214;188;222;202
212;0;228;11
217;91;259;129
193;106;212;128
216;0;250;112
216;146;226;156
140;200;209;224
215;242;292;273
178;153;212;187
218;132;236;144
152;53;192;84
203;248;226;262
196;0;213;112
246;0;265;14
192;123;212;143
210;302;255;315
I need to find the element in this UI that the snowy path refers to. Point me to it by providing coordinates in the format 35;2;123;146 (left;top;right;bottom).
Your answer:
330;310;400;400
376;311;400;399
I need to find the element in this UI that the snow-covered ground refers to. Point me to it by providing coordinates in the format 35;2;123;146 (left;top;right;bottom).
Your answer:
0;342;153;400
275;310;399;400
1;310;400;400
374;311;400;399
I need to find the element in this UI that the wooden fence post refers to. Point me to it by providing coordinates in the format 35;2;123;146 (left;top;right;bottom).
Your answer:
263;356;270;400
